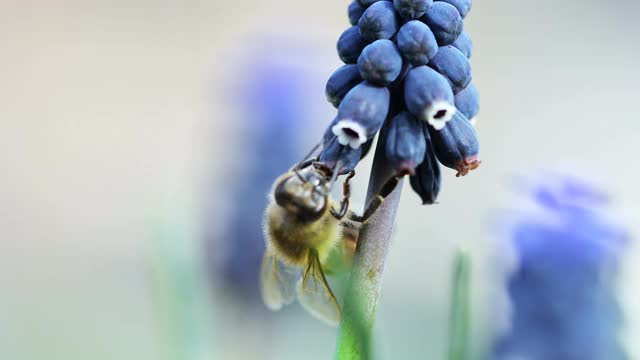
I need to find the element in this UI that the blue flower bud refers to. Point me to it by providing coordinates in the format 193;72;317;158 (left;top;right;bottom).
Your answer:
358;1;400;42
397;20;439;66
337;26;368;64
428;45;472;93
454;82;479;123
326;64;363;108
334;81;391;149
404;65;456;130
357;39;403;86
385;111;427;174
427;112;480;176
393;0;433;20
420;2;463;46
452;31;472;58
348;1;366;25
436;0;471;18
409;126;441;204
357;0;384;8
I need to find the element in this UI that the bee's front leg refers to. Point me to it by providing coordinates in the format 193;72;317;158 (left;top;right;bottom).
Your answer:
330;170;356;220
349;170;408;223
294;156;319;171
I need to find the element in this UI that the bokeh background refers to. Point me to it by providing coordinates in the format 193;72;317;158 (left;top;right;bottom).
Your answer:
1;1;639;359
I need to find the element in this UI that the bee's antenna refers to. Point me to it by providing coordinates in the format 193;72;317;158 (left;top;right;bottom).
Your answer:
294;169;306;183
303;142;322;161
294;142;322;169
292;141;322;184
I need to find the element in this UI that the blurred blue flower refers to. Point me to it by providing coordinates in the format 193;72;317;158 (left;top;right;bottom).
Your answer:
493;176;629;360
210;49;311;301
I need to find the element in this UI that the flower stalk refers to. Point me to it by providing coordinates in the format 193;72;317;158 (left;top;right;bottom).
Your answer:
335;137;404;360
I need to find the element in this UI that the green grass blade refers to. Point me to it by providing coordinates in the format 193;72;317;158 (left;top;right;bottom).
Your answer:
447;249;471;360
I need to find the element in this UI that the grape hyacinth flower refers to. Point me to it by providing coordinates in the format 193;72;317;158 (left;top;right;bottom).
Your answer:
428;112;480;176
493;176;629;360
357;39;404;86
405;65;457;129
437;0;472;19
338;26;369;64
397;20;439;66
428;45;472;94
319;0;479;187
358;1;400;42
394;0;433;20
452;31;473;58
332;82;391;148
409;126;441;204
326;64;363;108
420;2;464;46
348;1;366;25
454;82;479;124
384;111;427;174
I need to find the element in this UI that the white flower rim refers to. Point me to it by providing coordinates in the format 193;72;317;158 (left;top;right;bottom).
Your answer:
332;119;367;149
469;116;478;127
424;101;457;130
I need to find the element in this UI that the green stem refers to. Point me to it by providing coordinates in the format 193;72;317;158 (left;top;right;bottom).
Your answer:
447;249;472;360
335;138;403;360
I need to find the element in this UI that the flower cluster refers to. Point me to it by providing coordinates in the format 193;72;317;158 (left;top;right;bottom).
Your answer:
319;0;480;204
493;177;629;360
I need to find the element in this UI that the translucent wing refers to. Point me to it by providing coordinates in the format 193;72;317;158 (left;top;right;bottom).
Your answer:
323;225;358;276
296;250;341;326
260;251;299;311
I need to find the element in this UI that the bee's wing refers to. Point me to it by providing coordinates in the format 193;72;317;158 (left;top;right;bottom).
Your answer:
296;251;341;326
323;222;359;276
260;251;299;311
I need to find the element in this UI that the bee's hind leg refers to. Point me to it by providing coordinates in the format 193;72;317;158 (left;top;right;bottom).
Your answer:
349;170;408;224
330;170;356;220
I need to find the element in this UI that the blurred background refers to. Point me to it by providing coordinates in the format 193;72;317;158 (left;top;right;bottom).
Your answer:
1;1;639;359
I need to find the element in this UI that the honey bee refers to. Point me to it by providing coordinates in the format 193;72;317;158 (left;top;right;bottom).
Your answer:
260;153;404;326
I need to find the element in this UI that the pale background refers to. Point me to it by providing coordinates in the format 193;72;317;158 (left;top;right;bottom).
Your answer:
1;1;638;359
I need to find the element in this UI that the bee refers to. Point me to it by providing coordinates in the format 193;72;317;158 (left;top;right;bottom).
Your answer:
260;151;405;326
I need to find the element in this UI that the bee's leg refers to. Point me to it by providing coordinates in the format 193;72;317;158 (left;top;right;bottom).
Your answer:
349;171;408;223
295;142;322;169
308;249;339;305
330;170;356;220
294;157;319;171
302;253;314;287
330;203;349;220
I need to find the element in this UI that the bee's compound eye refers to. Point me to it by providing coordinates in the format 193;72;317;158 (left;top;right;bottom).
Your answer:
275;176;298;207
274;173;328;221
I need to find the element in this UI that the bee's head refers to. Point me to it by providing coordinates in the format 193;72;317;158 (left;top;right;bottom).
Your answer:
274;167;330;221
